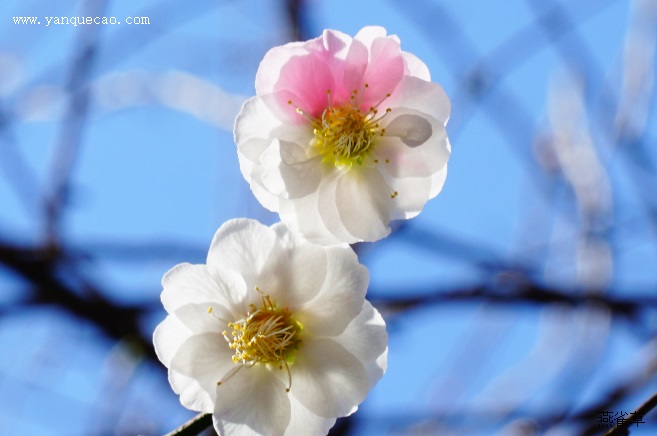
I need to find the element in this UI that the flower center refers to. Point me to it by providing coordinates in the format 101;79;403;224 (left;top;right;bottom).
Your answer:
314;104;379;167
289;85;392;169
216;292;302;392
226;307;299;365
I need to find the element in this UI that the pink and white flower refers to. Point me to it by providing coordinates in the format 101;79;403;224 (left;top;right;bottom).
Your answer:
153;219;388;435
235;26;451;245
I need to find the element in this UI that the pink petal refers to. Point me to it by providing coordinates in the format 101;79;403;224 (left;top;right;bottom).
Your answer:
256;30;354;123
343;38;369;97
359;36;406;108
256;29;351;96
274;53;336;117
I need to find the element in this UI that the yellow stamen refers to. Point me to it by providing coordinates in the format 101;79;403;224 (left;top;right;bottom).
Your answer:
220;291;302;393
309;88;393;168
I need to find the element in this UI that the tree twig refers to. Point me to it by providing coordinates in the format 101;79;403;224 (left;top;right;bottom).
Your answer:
604;390;657;436
166;413;213;436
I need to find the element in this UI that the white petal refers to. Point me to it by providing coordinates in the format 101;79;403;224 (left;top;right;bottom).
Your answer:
297;246;368;336
261;139;323;199
169;332;236;412
290;338;369;418
285;393;336;436
154;303;231;368
260;142;287;196
333;301;388;387
244;171;281;212
379;171;433;220
271;221;311;249
153;314;193;368
373;125;450;219
213;366;291;436
279;192;338;245
403;51;431;81
267;223;329;307
316;170;361;243
207;219;277;271
234;97;282;163
160;263;247;314
374;109;449;179
154;306;237;413
334;168;391;242
387;75;451;125
429;161;449;198
353;26;388;49
236;96;315;211
384;112;433;147
207;219;286;304
168;371;213;413
176;301;233;332
279;171;355;245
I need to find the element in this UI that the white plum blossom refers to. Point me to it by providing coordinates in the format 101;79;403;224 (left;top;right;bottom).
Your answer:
153;218;388;435
235;26;451;245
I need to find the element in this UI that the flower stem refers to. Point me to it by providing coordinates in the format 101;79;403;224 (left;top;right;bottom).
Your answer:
604;389;657;435
165;413;212;436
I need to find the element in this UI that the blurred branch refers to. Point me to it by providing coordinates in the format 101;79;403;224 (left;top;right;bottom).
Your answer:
45;0;107;245
371;274;656;319
605;390;657;436
166;413;212;436
0;133;41;217
0;239;158;362
285;0;310;41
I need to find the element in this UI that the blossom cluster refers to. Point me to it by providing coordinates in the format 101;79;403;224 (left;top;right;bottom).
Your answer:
153;26;450;435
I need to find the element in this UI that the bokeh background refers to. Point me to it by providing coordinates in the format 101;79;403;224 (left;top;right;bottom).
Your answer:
1;0;657;434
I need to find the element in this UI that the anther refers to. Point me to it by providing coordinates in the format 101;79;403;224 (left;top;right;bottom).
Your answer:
283;360;292;393
217;364;244;387
326;89;333;109
287;99;314;122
